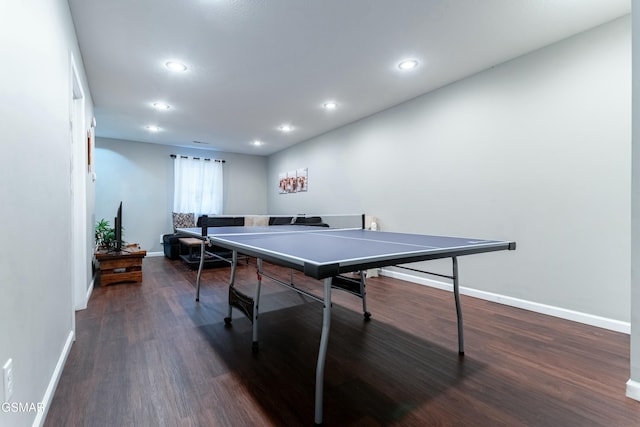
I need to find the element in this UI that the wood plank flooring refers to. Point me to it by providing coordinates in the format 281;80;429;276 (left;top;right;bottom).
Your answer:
45;257;640;426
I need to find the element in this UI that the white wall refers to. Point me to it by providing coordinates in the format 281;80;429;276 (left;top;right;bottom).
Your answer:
95;138;268;253
269;17;631;324
0;0;94;426
628;0;640;402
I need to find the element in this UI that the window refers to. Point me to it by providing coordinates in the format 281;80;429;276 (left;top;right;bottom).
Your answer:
173;156;223;217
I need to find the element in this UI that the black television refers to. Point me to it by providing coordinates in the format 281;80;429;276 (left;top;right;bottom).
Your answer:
114;201;123;252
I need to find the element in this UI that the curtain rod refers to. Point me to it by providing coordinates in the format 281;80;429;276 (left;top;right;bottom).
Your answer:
170;154;225;163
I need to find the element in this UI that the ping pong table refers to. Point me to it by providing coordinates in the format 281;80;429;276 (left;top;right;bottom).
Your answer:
177;224;516;425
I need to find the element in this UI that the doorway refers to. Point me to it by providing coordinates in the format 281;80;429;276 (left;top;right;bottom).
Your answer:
70;52;89;313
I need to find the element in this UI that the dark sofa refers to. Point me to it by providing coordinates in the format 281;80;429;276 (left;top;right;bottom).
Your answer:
268;216;328;227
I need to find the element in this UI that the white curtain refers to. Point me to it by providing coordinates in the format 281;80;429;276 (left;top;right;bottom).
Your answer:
173;156;223;216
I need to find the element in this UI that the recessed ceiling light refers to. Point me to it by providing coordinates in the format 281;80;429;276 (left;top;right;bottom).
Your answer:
146;125;161;132
152;102;171;110
323;101;338;110
278;124;293;132
252;140;263;146
165;61;187;72
398;59;419;71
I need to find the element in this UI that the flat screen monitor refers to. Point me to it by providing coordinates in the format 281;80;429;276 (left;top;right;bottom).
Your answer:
114;201;122;252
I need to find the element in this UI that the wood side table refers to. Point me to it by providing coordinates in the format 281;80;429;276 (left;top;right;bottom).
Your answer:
95;244;147;286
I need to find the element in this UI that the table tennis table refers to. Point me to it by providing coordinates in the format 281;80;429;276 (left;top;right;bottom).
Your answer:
177;224;515;425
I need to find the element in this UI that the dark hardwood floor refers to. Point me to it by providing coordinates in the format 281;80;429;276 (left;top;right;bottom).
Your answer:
45;256;640;426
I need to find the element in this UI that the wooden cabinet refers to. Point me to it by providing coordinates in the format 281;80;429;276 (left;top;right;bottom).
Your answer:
95;245;146;286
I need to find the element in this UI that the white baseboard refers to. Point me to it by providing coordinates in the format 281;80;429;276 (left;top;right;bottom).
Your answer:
146;251;164;258
380;269;630;334
32;330;74;427
626;379;640;401
74;279;95;312
85;278;94;306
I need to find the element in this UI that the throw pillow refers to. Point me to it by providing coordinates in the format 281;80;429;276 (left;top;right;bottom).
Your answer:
173;212;195;230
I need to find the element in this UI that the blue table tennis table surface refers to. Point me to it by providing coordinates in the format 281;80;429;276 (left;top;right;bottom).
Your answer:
177;226;515;278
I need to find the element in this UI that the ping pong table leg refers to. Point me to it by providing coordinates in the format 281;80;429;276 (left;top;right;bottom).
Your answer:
195;240;205;302
452;257;464;355
252;258;264;353
315;277;332;426
224;250;238;325
360;271;371;320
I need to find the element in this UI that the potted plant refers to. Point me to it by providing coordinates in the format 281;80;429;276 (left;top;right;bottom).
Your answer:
95;219;116;251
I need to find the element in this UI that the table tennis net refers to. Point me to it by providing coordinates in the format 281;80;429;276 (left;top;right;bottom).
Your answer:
197;213;373;230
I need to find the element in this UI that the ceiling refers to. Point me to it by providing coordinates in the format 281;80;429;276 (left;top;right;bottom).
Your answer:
68;0;630;156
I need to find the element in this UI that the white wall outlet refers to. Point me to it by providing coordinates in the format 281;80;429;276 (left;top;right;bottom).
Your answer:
3;358;14;401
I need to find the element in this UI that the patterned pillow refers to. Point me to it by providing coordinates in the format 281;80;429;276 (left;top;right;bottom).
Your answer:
173;212;195;230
